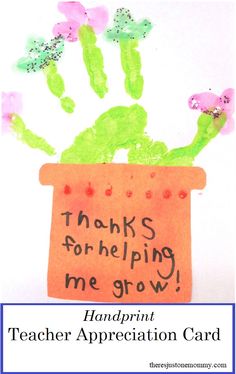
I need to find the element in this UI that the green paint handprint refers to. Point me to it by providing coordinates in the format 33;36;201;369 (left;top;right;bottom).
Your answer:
3;3;230;163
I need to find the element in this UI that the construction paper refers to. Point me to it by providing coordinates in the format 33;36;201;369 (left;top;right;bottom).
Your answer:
40;163;206;302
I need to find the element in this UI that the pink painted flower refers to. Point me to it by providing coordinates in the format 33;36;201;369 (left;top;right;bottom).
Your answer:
188;88;234;134
53;2;109;42
1;92;22;134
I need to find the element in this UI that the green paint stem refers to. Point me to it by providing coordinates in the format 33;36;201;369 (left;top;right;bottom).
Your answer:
120;39;143;100
60;105;226;165
60;104;147;163
43;60;58;75
127;112;227;166
79;25;108;98
60;97;75;113
46;71;65;98
11;114;56;156
158;112;227;166
43;61;75;113
190;111;226;154
105;8;153;99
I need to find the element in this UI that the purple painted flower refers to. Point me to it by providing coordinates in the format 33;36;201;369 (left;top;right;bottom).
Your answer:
53;1;109;42
188;88;234;134
1;92;22;134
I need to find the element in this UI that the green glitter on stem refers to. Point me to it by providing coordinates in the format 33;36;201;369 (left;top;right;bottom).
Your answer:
11;114;56;156
60;104;147;163
79;25;108;98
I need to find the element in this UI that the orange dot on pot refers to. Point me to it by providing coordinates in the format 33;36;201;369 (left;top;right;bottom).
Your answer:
150;172;156;178
179;190;188;199
163;189;172;199
64;185;71;195
126;190;133;198
86;184;94;197
145;190;152;199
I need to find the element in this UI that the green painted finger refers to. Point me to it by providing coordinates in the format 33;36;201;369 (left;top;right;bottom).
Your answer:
158;112;227;166
60;97;76;113
44;61;75;113
120;39;143;99
105;8;153;99
11;114;56;156
79;25;108;98
46;71;65;98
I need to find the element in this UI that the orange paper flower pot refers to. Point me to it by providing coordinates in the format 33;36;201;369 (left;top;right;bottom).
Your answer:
39;163;206;303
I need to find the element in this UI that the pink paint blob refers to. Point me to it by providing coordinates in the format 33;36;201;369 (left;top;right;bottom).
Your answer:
53;20;79;42
1;92;22;134
58;2;87;24
53;2;109;42
188;88;235;134
86;6;109;34
188;92;219;111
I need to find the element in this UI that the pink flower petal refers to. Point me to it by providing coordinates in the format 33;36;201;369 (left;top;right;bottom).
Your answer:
86;6;109;34
58;1;86;24
2;92;22;116
189;89;235;135
220;117;234;134
219;88;234;114
53;21;79;42
1;92;22;134
188;92;219;111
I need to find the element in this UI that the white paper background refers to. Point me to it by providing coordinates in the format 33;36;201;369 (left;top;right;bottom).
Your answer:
0;0;235;302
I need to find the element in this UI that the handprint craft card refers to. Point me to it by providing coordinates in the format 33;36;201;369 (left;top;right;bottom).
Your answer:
1;0;235;303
